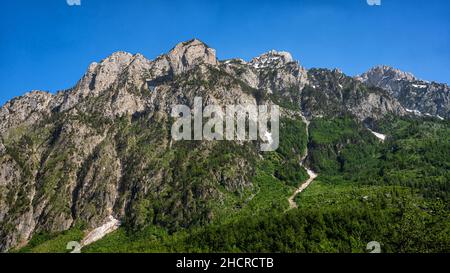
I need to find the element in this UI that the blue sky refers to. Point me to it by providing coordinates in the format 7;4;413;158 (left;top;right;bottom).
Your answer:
1;0;449;105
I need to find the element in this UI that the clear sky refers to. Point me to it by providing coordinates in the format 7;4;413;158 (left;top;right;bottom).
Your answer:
1;0;449;105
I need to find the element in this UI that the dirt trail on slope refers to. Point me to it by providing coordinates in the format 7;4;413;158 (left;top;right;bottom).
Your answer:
287;115;318;210
288;168;318;209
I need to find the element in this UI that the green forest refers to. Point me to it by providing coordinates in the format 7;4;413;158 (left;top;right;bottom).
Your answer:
17;116;450;253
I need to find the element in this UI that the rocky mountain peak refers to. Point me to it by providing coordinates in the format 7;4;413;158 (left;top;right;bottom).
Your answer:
104;51;134;63
249;50;294;69
357;65;417;84
88;51;135;77
166;39;218;74
77;51;135;93
357;65;449;119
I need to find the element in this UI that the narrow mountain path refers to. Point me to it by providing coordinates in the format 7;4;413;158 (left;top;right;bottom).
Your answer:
287;115;318;210
288;168;318;209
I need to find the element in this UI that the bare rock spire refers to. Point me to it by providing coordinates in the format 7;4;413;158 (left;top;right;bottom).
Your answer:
167;39;218;74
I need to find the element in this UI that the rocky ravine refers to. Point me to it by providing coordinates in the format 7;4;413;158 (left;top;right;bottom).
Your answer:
0;39;448;252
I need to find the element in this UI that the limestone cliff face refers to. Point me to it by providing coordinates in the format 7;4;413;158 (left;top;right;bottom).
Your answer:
0;91;54;135
303;68;406;121
0;39;254;252
166;39;218;74
357;65;450;119
221;50;309;95
0;39;439;252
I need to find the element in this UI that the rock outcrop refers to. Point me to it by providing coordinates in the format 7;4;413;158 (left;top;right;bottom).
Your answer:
0;91;54;135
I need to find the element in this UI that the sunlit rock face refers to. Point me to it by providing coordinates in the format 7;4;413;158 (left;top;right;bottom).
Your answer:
357;65;450;119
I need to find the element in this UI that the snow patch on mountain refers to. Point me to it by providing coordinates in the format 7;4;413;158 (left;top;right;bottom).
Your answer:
406;108;445;120
249;50;294;69
80;216;120;247
368;129;386;141
406;108;423;115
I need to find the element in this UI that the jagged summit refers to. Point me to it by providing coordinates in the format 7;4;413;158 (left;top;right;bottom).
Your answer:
357;65;449;119
2;40;448;120
80;39;217;87
249;50;295;69
166;38;218;74
357;65;417;83
171;38;211;49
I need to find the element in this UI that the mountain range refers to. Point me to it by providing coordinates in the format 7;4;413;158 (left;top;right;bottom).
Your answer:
0;39;448;253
